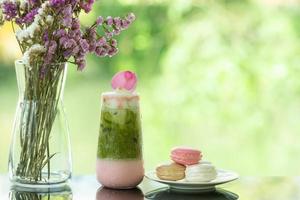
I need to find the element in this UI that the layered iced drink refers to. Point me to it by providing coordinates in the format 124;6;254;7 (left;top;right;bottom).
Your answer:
96;90;144;189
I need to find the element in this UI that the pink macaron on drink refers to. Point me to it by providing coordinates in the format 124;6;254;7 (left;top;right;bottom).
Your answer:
97;71;144;189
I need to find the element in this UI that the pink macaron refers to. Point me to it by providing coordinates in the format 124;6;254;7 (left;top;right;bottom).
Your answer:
170;147;202;165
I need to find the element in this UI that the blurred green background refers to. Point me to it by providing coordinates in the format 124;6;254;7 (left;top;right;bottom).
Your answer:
1;0;300;176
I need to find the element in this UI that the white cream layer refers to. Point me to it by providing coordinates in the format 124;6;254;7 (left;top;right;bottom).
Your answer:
101;91;139;109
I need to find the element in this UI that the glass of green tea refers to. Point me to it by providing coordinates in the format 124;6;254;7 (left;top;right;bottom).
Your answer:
96;71;144;189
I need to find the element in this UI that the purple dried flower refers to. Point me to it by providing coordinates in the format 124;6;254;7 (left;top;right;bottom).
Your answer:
59;37;68;46
72;18;80;30
106;16;113;26
23;8;38;24
40;66;47;79
113;17;121;28
76;59;86;71
85;28;97;51
96;16;103;25
63;17;72;28
108;47;118;57
80;0;94;13
54;29;67;38
121;19;130;29
43;31;49;42
69;0;77;6
81;3;91;13
2;1;18;21
95;47;107;57
88;28;97;39
28;0;40;6
64;39;76;49
69;29;82;38
79;39;89;53
113;28;121;36
15;18;23;25
48;40;57;54
102;43;111;52
105;31;113;38
88;42;97;52
126;13;136;23
62;5;72;28
72;46;80;55
64;4;72;15
76;52;85;60
44;53;53;65
97;37;106;46
50;0;66;7
63;49;73;58
110;39;117;47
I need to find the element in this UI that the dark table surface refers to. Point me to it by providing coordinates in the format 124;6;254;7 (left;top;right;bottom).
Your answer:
0;175;300;199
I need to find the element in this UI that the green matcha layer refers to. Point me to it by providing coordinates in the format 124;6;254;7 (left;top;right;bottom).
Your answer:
97;107;142;159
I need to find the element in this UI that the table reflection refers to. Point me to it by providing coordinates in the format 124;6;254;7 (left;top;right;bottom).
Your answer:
145;188;239;200
9;186;72;200
96;187;144;200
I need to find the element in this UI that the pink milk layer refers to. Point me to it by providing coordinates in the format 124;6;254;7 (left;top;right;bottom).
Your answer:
97;159;144;189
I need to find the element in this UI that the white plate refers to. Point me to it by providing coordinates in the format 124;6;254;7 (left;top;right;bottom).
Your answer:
145;169;239;192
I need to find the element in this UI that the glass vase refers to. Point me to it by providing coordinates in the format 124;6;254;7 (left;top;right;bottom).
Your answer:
9;60;72;189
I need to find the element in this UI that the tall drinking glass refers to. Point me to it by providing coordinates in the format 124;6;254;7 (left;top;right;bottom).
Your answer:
96;91;144;189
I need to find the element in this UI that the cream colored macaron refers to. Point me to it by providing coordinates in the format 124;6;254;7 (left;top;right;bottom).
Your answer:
156;163;186;181
185;162;217;182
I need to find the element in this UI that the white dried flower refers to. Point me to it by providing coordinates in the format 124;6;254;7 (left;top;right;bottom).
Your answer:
28;21;40;37
16;3;48;42
15;1;51;44
46;15;53;24
16;30;28;42
31;44;45;52
41;1;48;9
22;44;46;67
22;51;30;67
20;0;26;10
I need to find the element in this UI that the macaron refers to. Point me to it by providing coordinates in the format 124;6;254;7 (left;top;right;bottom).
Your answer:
170;147;202;165
185;162;217;182
156;163;186;181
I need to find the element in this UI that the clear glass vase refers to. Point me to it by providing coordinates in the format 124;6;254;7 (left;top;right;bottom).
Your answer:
9;60;72;189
